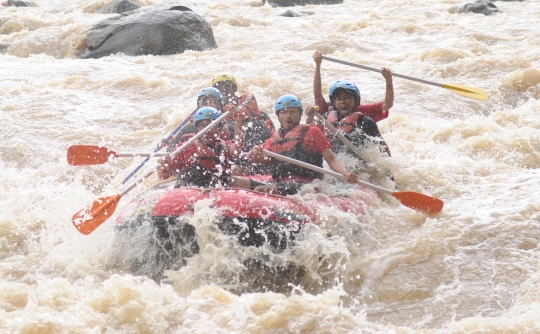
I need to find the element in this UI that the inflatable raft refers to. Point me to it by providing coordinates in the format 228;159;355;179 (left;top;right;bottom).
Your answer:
110;180;375;283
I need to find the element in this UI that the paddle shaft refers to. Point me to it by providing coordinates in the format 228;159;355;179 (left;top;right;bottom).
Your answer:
321;55;442;88
122;108;198;184
313;112;371;162
117;153;167;158
262;150;392;196
120;111;232;194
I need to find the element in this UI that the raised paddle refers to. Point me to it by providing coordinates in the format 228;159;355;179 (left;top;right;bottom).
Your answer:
72;110;231;235
262;150;444;214
321;55;488;101
121;108;198;184
67;145;167;166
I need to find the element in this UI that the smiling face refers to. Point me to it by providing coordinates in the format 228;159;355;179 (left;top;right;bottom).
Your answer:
332;89;357;116
277;107;302;131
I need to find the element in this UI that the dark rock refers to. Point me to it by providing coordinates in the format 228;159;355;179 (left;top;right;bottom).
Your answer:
279;10;315;17
268;0;342;7
4;0;35;7
454;0;501;15
79;3;217;59
98;0;140;14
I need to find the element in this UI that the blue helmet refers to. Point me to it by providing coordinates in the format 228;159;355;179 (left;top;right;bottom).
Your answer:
329;80;361;106
193;107;221;126
275;94;303;115
197;87;224;110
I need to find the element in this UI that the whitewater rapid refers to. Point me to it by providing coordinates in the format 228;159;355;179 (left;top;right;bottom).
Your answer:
1;0;539;332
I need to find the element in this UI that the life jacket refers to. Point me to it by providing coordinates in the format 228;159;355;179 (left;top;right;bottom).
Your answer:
175;134;232;188
268;124;324;182
325;110;367;152
224;93;275;150
223;93;259;117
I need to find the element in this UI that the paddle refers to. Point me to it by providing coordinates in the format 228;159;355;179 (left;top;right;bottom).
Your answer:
72;111;231;235
321;55;488;101
67;145;167;166
262;150;443;214
312;110;393;179
121;108;198;185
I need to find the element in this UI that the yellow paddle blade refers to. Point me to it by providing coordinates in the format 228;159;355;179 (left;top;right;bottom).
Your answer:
392;191;444;214
72;194;122;235
442;84;488;101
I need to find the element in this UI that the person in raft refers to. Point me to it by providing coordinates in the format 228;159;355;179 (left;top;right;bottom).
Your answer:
248;94;358;196
157;107;255;190
310;50;393;156
166;87;231;151
211;73;276;175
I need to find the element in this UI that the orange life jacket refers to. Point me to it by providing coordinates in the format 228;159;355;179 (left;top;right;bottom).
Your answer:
268;124;323;182
325;110;363;140
175;134;232;188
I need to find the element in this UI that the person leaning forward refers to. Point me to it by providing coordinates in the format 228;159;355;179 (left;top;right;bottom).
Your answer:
248;94;357;196
157;107;254;190
212;73;276;176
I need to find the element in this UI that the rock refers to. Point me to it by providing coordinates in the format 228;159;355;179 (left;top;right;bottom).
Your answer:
268;0;342;7
454;0;501;15
3;0;35;6
79;3;217;59
279;10;315;17
98;0;140;14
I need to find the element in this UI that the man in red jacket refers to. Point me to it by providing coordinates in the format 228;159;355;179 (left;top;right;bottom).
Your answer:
249;94;358;196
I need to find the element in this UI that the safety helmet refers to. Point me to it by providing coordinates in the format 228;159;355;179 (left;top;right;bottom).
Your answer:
329;80;361;106
211;73;238;92
197;87;224;110
193;107;221;127
275;94;303;115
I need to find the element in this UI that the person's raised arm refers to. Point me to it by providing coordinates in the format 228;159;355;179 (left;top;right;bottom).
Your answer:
322;148;358;184
313;51;326;112
381;67;394;111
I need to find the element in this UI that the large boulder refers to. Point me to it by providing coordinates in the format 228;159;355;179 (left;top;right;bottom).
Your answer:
98;0;141;14
79;3;217;59
453;0;501;15
266;0;342;7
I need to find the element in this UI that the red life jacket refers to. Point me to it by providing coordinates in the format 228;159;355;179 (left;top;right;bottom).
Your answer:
268;124;323;182
175;134;232;188
325;110;363;140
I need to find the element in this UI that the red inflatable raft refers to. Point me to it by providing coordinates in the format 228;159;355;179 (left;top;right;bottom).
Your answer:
112;180;376;282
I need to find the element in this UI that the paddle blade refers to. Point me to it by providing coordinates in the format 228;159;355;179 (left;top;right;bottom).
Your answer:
442;83;488;101
67;145;118;166
392;191;444;214
72;194;122;235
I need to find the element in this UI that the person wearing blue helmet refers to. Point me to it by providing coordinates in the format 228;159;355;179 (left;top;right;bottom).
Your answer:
212;73;276;176
312;51;394;122
166;87;231;151
248;94;358;196
157;107;253;189
310;51;392;158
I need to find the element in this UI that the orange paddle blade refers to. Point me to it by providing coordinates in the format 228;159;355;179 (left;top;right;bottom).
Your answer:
67;145;118;166
72;194;122;235
392;191;444;214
